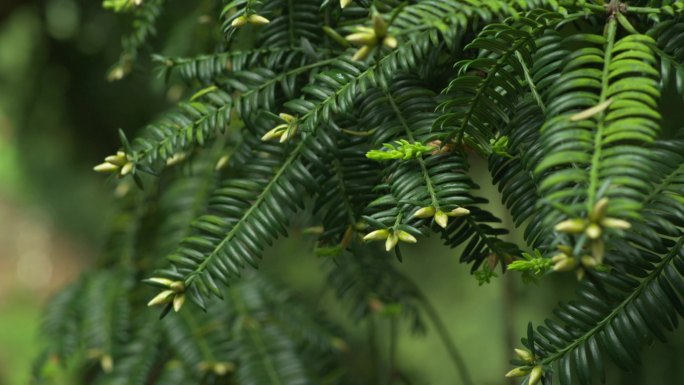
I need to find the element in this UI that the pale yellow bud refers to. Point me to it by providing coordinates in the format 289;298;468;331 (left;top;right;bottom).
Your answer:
372;13;387;37
100;354;113;373
551;253;568;263
601;217;631;230
345;32;377;46
434;210;448;228
397;230;417;244
231;15;247;28
247;14;270;25
352;45;373;61
213;362;234;375
553;258;576;272
170;281;185;293
514;348;533;363
120;162;134;176
529;366;543;385
363;229;390;241
147;290;174;307
447;207;470;217
147;277;174;287
340;0;352;8
382;36;397;49
413;206;435;218
591;197;609;221
591;239;605;263
105;153;127;166
505;367;529;378
173;293;185;312
279;123;298;143
261;124;287;141
581;256;599;268
585;223;602;239
215;154;230;170
279;113;296;123
385;232;398;251
94;162;120;173
554;219;586;234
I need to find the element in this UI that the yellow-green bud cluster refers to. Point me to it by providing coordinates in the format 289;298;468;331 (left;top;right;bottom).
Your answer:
198;361;235;376
262;113;299;143
146;278;187;312
554;198;630;262
363;228;417;251
93;151;135;177
231;14;270;28
413;205;470;229
345;13;398;61
366;139;435;161
505;348;543;385
339;0;353;8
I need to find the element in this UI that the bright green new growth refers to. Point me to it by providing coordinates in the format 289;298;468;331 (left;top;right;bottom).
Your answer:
366;139;435;161
35;1;684;385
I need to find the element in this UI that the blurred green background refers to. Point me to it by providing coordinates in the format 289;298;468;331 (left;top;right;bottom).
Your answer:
0;2;683;385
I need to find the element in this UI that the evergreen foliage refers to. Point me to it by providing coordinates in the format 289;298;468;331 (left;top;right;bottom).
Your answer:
35;1;684;384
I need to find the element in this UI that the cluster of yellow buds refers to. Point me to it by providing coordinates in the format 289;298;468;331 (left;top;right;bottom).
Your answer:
262;113;299;142
363;228;416;251
93;151;134;177
345;13;397;61
86;349;114;372
413;206;470;229
554;198;630;262
231;13;270;28
146;278;186;312
506;348;544;385
550;244;601;279
198;361;235;376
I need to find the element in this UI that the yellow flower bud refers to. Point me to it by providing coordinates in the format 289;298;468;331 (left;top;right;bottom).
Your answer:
413;206;435;218
363;229;389;241
94;162;120;173
585;223;602;239
340;0;352;8
581;256;598;268
554;219;586;234
514;348;533;363
591;239;605;263
447;207;470;217
385;232;398;251
147;277;175;287
120;161;134;176
601;217;631;230
173;293;185;312
345;32;377;46
231;15;247;28
529;366;543;385
434;210;448;228
261;124;287;141
215;154;230;170
382;36;397;49
505;367;529;378
372;13;388;37
247;14;270;25
147;290;174;306
590;197;609;221
100;354;114;373
352;45;373;61
170;281;185;293
279;113;296;123
553;257;576;272
105;153;127;166
279;123;298;143
213;362;234;375
397;230;417;244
